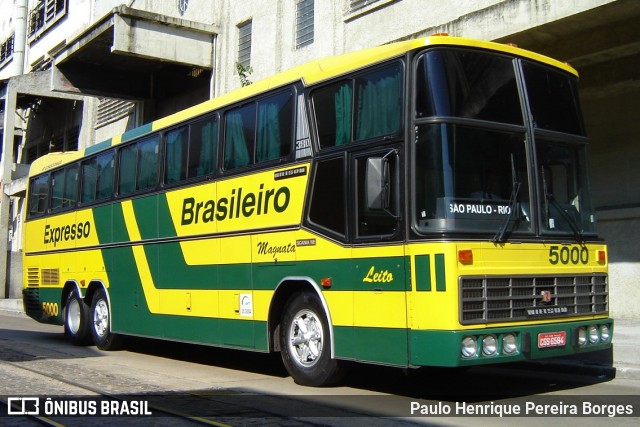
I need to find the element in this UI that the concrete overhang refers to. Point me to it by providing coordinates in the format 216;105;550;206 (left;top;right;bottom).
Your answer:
49;6;218;99
1;71;84;112
495;0;640;98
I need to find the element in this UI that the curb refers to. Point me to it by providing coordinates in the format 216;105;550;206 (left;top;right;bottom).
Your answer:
0;298;23;314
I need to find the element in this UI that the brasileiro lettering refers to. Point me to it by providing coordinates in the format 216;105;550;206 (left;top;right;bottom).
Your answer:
181;184;291;225
44;221;91;247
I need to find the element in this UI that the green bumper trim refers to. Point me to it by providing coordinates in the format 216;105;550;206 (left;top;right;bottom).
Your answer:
409;319;614;367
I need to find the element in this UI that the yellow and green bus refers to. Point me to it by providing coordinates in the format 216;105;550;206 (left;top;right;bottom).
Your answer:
23;35;612;386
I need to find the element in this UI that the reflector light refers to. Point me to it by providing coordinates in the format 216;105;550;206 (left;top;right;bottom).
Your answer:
458;249;473;264
321;277;332;289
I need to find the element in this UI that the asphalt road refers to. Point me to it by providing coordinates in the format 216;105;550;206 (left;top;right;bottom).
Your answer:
0;312;638;426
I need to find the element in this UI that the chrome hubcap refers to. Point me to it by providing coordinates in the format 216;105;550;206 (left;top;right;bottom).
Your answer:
288;309;323;367
93;299;109;338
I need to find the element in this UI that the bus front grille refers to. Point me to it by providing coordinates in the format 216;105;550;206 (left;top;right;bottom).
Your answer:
460;274;608;324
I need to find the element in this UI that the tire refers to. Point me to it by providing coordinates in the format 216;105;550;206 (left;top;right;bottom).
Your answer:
279;292;346;386
63;291;91;345
89;288;123;350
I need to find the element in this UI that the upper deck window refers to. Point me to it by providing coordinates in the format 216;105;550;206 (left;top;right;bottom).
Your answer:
28;174;50;217
224;91;293;170
522;62;585;136
118;136;160;195
165;115;218;184
415;49;523;125
313;62;402;149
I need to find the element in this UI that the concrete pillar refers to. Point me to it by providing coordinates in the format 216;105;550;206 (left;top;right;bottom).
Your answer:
0;84;17;298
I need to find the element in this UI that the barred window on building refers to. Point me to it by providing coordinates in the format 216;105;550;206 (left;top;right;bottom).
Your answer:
238;20;252;68
296;0;314;49
0;33;14;66
28;0;68;40
350;0;383;11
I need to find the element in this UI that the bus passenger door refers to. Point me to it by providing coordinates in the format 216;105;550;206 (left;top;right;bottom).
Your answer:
351;148;408;366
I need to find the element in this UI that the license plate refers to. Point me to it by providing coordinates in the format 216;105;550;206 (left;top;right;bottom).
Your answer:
538;331;566;348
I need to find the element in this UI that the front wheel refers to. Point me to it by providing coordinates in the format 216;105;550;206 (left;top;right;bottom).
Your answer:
279;292;346;386
64;291;91;345
90;289;123;350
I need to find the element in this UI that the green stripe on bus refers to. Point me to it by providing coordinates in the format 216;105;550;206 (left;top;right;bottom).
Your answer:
84;138;113;156
122;123;153;142
435;253;446;292
415;254;431;291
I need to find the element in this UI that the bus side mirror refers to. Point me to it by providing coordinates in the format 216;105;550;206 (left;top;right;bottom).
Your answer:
366;157;390;210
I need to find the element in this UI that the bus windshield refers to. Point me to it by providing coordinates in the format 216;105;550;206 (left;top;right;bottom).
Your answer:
413;48;595;238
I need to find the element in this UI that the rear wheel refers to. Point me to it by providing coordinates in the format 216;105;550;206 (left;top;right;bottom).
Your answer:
279;292;346;386
64;291;91;345
90;288;123;350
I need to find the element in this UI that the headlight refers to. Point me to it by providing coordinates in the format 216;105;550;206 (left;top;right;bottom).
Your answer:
588;325;599;344
600;324;610;342
502;334;518;354
461;336;477;358
578;327;587;346
482;335;498;356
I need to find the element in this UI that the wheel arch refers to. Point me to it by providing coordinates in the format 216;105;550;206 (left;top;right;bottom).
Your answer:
83;280;109;306
61;281;83;308
268;277;335;357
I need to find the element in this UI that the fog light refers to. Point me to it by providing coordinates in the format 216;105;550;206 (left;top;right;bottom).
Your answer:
578;327;587;346
461;336;477;358
482;335;498;356
502;334;518;354
588;325;599;344
600;324;610;343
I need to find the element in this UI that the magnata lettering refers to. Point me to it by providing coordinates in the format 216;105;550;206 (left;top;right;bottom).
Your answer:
181;184;290;225
44;221;91;247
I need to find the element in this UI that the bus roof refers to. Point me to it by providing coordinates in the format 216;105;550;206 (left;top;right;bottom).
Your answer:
28;35;577;176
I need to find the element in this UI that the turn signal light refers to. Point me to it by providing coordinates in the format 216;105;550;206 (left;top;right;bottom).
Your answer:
597;250;606;264
458;249;473;264
321;277;332;289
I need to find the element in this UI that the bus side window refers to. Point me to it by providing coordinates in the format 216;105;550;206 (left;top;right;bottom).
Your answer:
118;136;159;195
50;169;66;212
137;137;159;191
313;81;352;148
62;165;79;209
224;103;256;170
82;151;115;203
307;156;346;238
81;157;98;204
29;174;50;217
95;151;115;201
189;116;218;178
165;126;189;184
354;64;402;141
256;91;292;163
118;144;137;196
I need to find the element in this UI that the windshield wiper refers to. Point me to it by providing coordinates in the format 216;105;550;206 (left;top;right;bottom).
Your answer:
541;166;585;245
546;194;585;245
493;154;521;243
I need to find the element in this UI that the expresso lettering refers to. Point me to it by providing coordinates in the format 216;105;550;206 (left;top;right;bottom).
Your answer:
44;221;91;247
181;184;290;225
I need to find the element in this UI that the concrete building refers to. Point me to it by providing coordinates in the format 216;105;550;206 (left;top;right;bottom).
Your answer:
1;0;638;319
